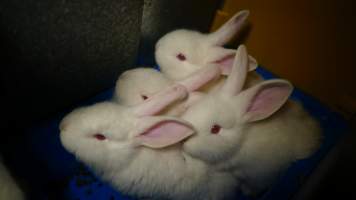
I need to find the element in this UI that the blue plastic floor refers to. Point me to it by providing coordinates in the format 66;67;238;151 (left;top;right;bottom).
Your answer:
17;67;350;200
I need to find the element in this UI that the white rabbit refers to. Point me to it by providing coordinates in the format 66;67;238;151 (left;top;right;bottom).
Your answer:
60;84;238;200
114;65;220;116
164;45;321;196
0;158;25;200
155;10;262;92
114;10;259;110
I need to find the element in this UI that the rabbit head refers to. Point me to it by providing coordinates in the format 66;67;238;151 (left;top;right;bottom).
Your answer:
155;10;258;80
180;45;293;163
60;84;195;171
115;68;173;105
114;65;221;117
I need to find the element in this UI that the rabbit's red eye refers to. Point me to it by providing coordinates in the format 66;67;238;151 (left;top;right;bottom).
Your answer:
210;124;221;134
93;133;106;141
177;53;186;61
141;95;148;100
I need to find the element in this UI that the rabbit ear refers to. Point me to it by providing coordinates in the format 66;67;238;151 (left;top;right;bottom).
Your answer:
221;45;249;96
207;47;258;75
133;84;188;117
237;80;293;122
134;118;194;148
178;65;221;92
207;10;249;46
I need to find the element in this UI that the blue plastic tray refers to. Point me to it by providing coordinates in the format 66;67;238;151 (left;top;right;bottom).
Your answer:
16;66;349;200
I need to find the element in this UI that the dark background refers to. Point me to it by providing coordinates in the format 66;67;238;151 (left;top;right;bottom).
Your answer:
0;0;143;130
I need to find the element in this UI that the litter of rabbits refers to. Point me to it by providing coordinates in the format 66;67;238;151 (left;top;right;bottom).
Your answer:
7;9;350;200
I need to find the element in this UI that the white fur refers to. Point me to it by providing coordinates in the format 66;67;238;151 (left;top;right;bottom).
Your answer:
114;66;221;117
181;46;322;195
182;94;321;195
60;89;238;200
114;10;260;114
156;29;211;80
155;10;260;93
114;68;173;105
0;158;24;200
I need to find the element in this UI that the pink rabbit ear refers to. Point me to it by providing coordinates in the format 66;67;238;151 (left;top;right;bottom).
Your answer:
133;84;188;117
237;80;293;122
217;56;258;75
208;48;258;75
221;45;249;96
207;10;249;46
135;119;194;148
178;65;221;92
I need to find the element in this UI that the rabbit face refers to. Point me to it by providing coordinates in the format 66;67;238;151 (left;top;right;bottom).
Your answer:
155;10;257;81
60;84;195;171
182;94;245;163
181;45;293;166
60;102;137;170
182;79;294;165
155;29;212;80
115;68;173;105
